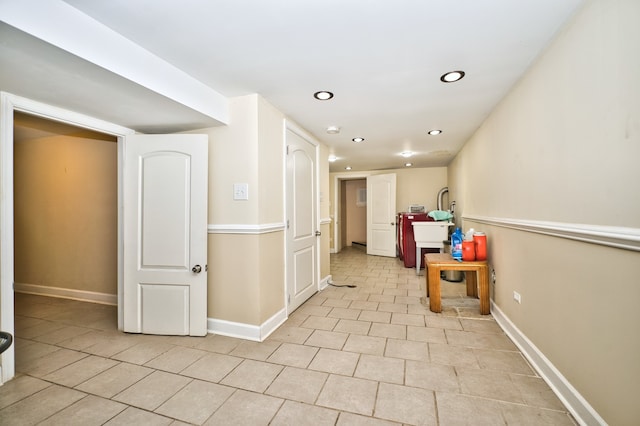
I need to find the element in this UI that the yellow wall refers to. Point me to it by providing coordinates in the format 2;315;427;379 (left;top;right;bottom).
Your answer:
448;1;640;424
14;132;117;295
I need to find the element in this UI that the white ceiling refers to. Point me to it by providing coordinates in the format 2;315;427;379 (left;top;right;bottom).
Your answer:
1;0;584;172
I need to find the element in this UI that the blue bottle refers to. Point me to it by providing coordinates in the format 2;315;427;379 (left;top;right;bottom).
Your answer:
451;227;463;261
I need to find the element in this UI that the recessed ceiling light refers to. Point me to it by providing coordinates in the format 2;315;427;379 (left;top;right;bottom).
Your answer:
345;166;352;170
352;137;364;143
401;151;413;158
440;71;465;83
328;155;337;162
428;129;442;136
405;163;413;167
326;126;340;134
314;91;334;100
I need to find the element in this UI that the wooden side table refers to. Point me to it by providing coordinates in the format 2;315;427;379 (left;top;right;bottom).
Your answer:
424;253;490;315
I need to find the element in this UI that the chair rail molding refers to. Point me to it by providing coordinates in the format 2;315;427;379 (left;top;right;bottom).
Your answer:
463;215;640;252
208;222;285;234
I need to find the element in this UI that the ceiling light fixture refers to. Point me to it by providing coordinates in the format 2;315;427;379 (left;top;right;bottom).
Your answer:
428;129;442;136
313;91;334;100
352;137;364;143
326;126;340;134
405;163;413;167
328;155;337;162
345;166;352;170
440;71;465;83
401;151;413;158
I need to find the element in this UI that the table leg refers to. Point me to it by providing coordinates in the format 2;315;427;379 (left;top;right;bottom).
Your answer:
416;247;420;275
478;266;490;315
425;263;429;297
428;266;441;313
466;270;477;298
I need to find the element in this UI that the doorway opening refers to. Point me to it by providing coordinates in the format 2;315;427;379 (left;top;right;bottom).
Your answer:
333;173;370;254
0;93;134;383
14;112;118;306
340;179;366;249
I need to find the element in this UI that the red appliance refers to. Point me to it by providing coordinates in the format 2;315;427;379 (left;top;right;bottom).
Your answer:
397;213;434;268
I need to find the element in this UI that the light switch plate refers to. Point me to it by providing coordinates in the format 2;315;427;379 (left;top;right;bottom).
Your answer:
233;183;249;200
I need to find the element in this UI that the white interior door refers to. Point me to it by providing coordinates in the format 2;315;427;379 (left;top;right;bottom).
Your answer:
286;127;318;313
367;173;397;257
123;134;208;336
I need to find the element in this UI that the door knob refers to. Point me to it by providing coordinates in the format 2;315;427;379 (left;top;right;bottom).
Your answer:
192;265;202;273
315;230;321;236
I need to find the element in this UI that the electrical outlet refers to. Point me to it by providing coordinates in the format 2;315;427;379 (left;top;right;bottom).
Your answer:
491;268;496;285
513;291;521;304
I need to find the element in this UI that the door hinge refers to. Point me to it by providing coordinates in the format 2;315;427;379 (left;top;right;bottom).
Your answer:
286;219;290;229
287;294;290;305
286;145;290;155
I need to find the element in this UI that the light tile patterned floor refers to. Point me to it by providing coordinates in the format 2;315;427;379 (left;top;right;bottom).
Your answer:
0;247;577;425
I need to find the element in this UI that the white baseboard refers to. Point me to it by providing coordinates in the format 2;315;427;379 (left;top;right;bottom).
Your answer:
207;307;287;342
14;282;117;305
319;275;331;291
491;301;606;426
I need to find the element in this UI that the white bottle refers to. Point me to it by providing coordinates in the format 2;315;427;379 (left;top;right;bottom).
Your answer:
465;228;475;241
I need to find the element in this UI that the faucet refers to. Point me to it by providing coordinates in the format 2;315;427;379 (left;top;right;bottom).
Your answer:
436;187;448;211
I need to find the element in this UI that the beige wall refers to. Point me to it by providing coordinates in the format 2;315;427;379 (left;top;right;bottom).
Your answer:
190;94;331;325
257;96;285;224
190;94;286;325
14;132;117;295
202;95;260;225
448;1;640;424
329;167;447;251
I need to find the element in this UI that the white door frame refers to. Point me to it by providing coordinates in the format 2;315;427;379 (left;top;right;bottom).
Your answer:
284;120;320;315
331;172;371;254
0;92;134;383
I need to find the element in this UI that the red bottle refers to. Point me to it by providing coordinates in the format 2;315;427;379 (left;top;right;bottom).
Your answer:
474;232;487;261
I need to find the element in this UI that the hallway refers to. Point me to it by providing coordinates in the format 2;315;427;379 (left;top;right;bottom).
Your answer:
0;247;576;425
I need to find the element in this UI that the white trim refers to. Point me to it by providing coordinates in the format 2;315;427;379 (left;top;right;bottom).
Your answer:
208;223;285;234
284;121;320;148
284;119;321;316
463;214;640;252
491;301;606;426
207;308;287;342
320;217;332;225
4;94;134;135
0;94;16;385
332;172;373;254
319;275;331;291
14;283;117;306
282;118;289;323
